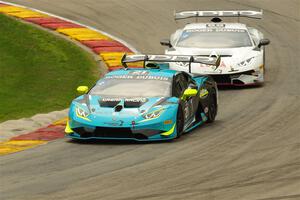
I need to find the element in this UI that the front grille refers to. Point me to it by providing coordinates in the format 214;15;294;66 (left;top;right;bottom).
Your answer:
73;127;148;139
99;100;120;107
124;101;145;108
198;55;232;57
211;70;255;84
211;74;231;84
99;100;147;108
95;127;134;138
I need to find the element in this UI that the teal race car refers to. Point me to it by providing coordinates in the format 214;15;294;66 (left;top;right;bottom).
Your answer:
65;54;220;141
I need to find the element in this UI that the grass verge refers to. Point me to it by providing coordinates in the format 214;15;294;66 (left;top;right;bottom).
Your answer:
0;14;99;122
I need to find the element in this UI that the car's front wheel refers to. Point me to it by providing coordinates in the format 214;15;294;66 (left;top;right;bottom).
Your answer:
176;105;184;138
207;90;217;123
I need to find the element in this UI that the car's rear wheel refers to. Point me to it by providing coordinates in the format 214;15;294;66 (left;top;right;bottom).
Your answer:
176;105;184;138
207;90;217;123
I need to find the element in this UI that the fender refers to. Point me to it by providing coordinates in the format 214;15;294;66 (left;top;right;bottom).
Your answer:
198;76;217;116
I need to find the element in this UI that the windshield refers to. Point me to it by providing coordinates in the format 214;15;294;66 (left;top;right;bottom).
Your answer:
177;29;252;48
89;75;172;98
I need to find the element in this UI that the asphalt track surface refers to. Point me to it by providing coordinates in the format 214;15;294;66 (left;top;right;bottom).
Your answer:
1;0;300;199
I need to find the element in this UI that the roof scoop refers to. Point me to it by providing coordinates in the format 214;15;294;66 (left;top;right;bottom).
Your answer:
114;105;123;112
211;17;222;23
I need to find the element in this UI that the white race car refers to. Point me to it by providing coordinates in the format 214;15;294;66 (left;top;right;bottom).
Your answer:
161;10;270;86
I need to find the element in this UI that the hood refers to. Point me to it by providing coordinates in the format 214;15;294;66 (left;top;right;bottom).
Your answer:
72;95;178;126
166;46;261;74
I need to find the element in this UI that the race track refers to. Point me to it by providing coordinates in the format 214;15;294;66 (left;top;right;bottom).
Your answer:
1;0;300;199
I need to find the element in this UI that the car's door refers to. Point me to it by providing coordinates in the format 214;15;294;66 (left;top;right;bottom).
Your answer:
182;72;200;115
173;73;196;125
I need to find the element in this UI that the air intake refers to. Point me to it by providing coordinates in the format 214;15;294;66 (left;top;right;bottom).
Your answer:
114;105;123;112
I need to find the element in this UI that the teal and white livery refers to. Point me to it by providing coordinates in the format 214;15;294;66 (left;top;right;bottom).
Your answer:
65;54;219;141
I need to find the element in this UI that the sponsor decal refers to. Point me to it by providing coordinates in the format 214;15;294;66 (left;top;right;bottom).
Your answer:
105;75;170;81
218;61;227;68
164;120;173;125
199;89;209;99
180;60;226;70
203;70;221;74
176;10;262;19
104;120;124;126
101;97;147;103
207;23;225;28
204;107;209;113
105;75;134;79
228;67;239;72
136;75;170;81
186;28;246;33
128;71;149;76
125;54;215;64
184;103;190;119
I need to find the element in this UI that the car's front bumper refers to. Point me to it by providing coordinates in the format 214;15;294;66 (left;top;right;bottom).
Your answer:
65;121;177;141
211;68;264;86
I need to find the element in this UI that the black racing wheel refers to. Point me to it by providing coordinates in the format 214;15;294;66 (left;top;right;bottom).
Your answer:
176;105;184;138
207;90;217;123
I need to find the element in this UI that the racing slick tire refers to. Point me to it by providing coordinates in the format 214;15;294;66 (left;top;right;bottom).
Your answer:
176;105;184;138
207;89;217;123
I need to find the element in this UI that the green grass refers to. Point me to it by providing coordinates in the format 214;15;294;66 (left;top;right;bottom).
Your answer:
0;14;99;122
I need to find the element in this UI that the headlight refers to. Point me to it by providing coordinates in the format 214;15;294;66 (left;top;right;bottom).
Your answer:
238;57;254;67
76;107;90;119
142;108;164;119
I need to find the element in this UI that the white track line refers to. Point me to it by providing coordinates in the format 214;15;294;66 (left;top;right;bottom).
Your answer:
0;0;139;53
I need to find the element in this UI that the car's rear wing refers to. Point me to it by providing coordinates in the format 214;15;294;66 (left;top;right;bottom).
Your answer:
175;10;263;21
121;54;221;73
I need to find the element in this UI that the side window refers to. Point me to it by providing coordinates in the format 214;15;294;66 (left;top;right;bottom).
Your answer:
182;72;196;88
173;74;188;97
173;76;183;97
179;74;188;90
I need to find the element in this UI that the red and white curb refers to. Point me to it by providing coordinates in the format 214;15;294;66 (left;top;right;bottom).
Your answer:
0;1;139;155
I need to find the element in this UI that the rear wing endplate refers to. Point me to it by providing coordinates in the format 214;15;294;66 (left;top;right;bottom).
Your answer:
175;10;263;20
121;54;221;73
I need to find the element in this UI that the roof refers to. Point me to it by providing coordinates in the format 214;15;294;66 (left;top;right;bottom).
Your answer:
184;22;248;30
106;68;177;78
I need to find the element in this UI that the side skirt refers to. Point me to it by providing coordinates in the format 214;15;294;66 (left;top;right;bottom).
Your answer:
184;113;207;133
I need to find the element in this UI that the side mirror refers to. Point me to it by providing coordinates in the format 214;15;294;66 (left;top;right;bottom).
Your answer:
160;39;172;48
181;88;198;101
77;86;89;94
258;39;270;48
